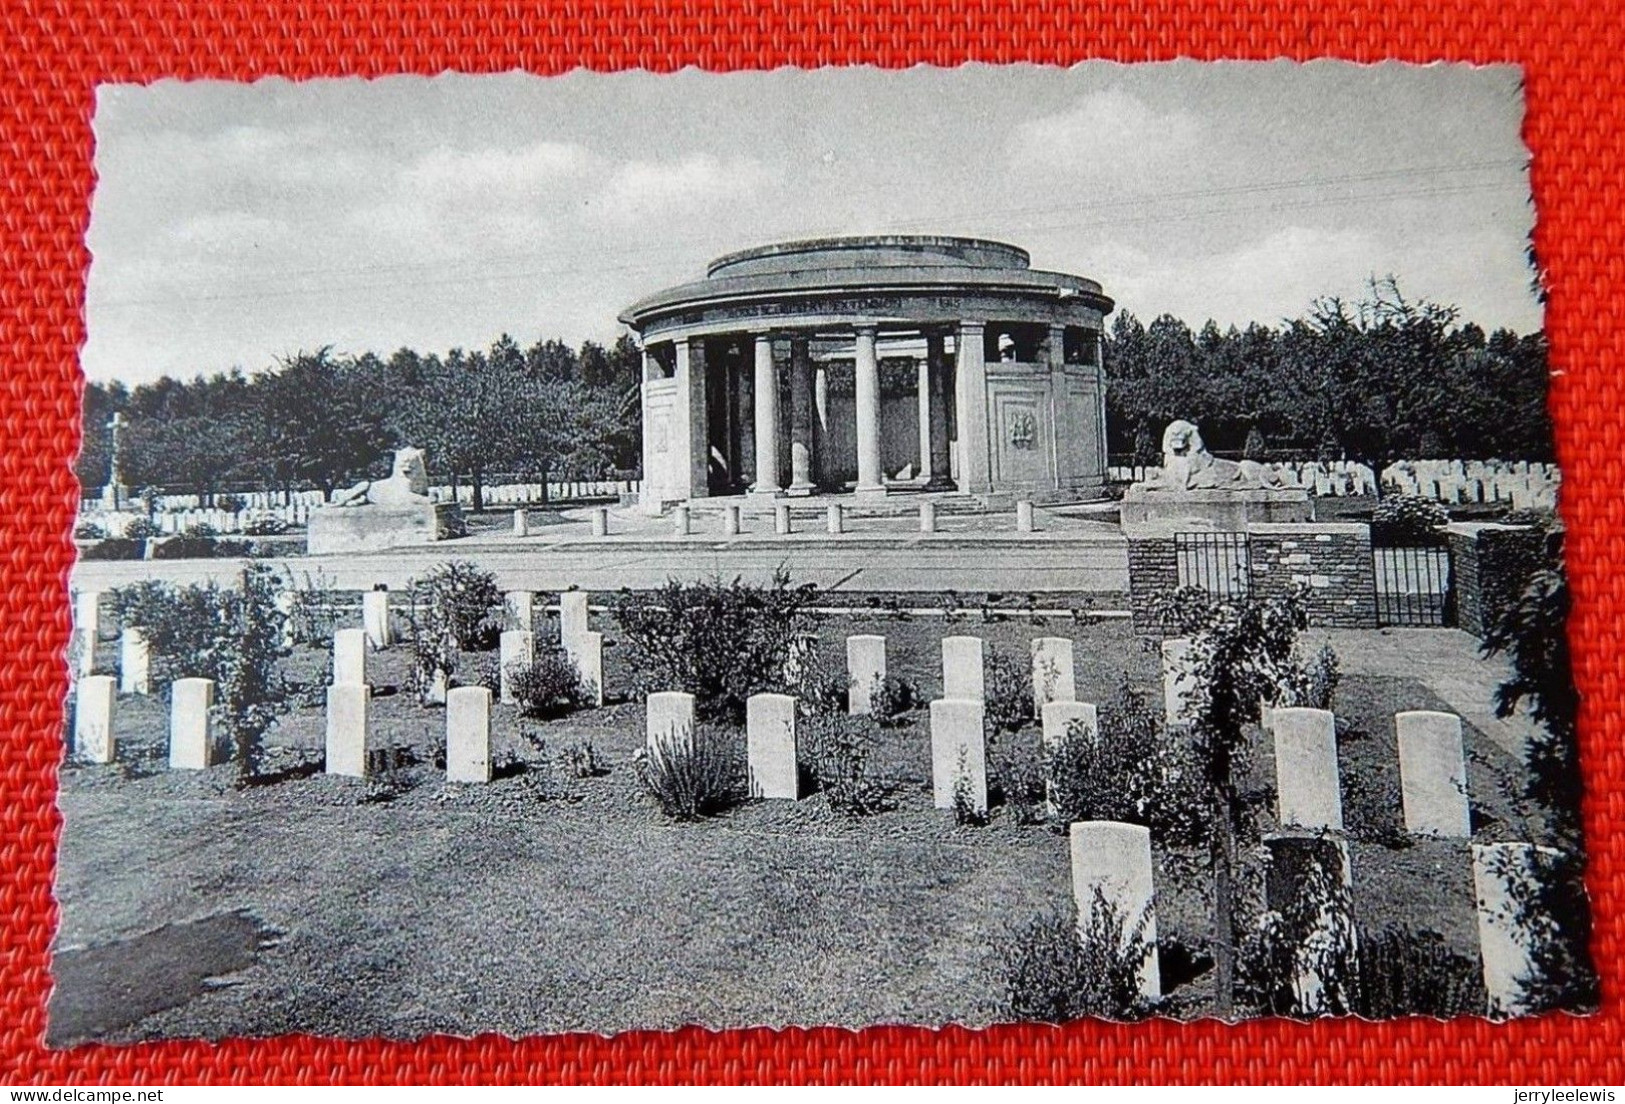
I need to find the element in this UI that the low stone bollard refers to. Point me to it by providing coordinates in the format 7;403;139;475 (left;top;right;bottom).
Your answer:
169;677;217;770
941;635;985;700
1273;707;1344;831
721;503;741;536
1070;820;1161;1000
1161;638;1193;726
445;686;492;783
513;508;529;537
774;503;792;535
1263;832;1357;1015
332;628;368;687
919;501;936;533
119;628;151;695
673;504;691;536
499;629;535;705
1016;500;1035;532
826;503;844;535
74;675;116;764
362;588;393;649
559;591;590;650
73;591;99;677
565;630;604;707
1031;637;1076;712
505;590;535;632
747;692;801;799
930;698;987;815
646;690;695;751
325;683;371;777
846;634;886;716
1396;710;1471;837
591;507;609;537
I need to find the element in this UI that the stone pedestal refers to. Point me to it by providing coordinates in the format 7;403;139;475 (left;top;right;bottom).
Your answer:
1120;485;1312;533
307;502;465;555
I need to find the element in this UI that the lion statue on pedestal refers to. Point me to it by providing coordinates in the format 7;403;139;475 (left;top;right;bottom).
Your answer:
1154;420;1284;491
331;447;432;507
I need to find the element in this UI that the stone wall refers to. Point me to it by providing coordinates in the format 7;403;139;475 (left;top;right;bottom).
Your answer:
1247;523;1379;629
1126;535;1178;632
1447;522;1544;638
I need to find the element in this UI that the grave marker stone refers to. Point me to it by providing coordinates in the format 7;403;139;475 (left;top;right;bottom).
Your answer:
930;698;987;815
941;635;985;700
119;628;150;695
1069;820;1161;1000
1263;832;1357;1015
325;683;371;777
565;630;604;706
362;588;393;648
332;628;368;687
499;629;535;705
1396;710;1471;837
1473;842;1568;1018
446;686;492;783
74;675;116;764
747;692;801;799
846;634;886;716
1161;638;1194;726
506;590;535;632
1273;707;1343;830
646;690;695;751
169;677;216;770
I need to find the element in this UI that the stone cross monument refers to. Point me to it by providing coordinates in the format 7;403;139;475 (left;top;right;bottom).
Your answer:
101;412;128;511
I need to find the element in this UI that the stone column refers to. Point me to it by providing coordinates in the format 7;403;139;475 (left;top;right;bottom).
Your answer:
915;355;932;483
751;334;782;496
638;343;663;513
672;338;708;500
787;336;816;495
813;361;831;488
925;331;954;490
955;321;991;494
1046;323;1067;490
733;338;755;493
853;325;885;496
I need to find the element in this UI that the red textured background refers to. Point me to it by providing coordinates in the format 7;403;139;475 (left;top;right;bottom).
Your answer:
1;0;1619;1085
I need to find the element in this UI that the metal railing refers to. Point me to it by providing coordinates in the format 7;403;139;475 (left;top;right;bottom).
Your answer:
1175;532;1252;598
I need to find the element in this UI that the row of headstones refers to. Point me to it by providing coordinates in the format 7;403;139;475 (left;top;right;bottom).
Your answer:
1162;639;1473;836
1105;459;1559;505
135;480;643;514
658;501;1047;540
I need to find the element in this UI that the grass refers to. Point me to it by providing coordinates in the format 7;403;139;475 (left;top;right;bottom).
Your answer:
55;616;1546;1041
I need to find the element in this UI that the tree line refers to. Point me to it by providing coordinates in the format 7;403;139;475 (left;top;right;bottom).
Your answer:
79;333;643;511
1104;278;1553;476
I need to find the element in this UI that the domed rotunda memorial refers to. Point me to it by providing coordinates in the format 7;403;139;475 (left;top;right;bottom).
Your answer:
620;236;1114;511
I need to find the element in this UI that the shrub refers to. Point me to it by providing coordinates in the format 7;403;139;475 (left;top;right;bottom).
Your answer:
217;494;245;513
1235;839;1360;1017
952;749;988;826
983;646;1030;735
868;673;921;725
1352;926;1485;1019
403;561;504;698
77;537;146;561
124;516;162;540
1279;642;1340;711
802;711;891;816
564;740;610;779
988;733;1047;825
283;567;343;646
1243;426;1267;462
634;723;745;820
74;520;107;541
508;650;590;718
612;569;821;723
1000;894;1156;1023
241;513;291;536
1371;494;1449;542
1046;682;1207;846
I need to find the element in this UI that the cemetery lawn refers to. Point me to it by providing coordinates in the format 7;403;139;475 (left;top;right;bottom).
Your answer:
53;616;1543;1042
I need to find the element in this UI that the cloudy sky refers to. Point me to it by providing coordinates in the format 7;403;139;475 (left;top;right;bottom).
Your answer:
84;62;1537;385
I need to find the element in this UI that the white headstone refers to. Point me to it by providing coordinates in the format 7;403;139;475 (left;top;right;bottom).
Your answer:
168;677;216;770
559;591;590;650
1069;820;1161;1000
1031;637;1076;712
1473;842;1567;1018
505;590;535;632
446;686;492;783
846;634;886;716
930;698;987;815
1396;710;1471;837
1042;700;1098;816
565;630;604;707
74;675;116;764
332;628;368;687
1161;638;1194;726
941;635;985;700
499;629;535;705
119;628;150;695
747;692;800;799
361;589;392;648
73;590;100;678
325;683;370;777
513;508;529;537
1273;707;1343;830
646;690;695;751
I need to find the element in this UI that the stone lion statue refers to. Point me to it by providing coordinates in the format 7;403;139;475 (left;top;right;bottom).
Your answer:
331;447;432;507
1154;420;1284;491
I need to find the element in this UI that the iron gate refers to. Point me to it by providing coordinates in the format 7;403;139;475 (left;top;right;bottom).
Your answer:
1372;543;1454;626
1175;532;1251;598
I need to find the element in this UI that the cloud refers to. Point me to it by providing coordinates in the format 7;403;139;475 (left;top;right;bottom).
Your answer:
584;154;772;227
402;141;590;198
1009;88;1204;175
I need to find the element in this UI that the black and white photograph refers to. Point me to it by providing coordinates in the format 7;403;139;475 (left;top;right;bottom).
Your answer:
55;62;1595;1043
